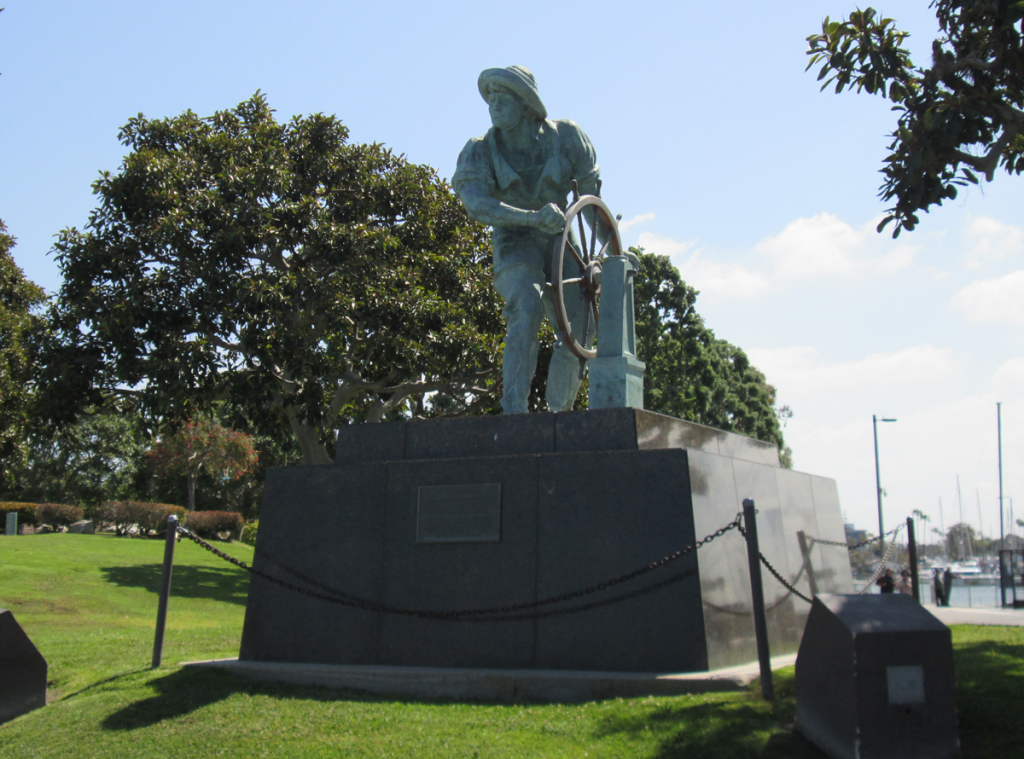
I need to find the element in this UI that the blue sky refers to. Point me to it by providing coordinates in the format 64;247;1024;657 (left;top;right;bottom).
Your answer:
2;1;1022;541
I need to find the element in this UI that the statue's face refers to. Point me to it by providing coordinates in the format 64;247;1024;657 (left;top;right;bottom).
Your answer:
488;89;526;131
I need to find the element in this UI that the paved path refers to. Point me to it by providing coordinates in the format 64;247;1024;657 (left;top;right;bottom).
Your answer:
926;604;1024;626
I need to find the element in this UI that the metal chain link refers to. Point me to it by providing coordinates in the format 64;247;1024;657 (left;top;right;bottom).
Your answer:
858;523;905;594
756;552;814;604
702;562;809;616
735;522;815;604
809;524;904;550
175;513;744;621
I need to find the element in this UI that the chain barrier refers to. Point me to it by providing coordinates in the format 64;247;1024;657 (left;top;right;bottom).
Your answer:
757;551;813;604
734;522;815;605
177;510;914;619
858;523;905;594
702;563;809;616
175;513;743;622
807;524;904;551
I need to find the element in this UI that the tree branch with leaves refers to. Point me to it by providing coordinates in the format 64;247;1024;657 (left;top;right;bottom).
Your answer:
807;1;1024;236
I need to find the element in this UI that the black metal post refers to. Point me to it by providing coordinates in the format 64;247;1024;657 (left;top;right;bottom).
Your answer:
873;415;884;558
152;514;178;668
796;530;819;597
742;498;774;701
907;517;920;602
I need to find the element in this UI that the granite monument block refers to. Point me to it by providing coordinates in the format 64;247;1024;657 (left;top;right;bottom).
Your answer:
240;408;852;674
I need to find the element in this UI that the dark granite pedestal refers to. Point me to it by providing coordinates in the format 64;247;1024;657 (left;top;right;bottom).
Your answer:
240;408;853;673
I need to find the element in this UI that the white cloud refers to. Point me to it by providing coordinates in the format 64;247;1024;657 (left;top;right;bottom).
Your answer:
992;357;1024;391
746;344;961;398
965;216;1023;269
635;231;695;259
618;212;655;231
671;250;771;299
634;213;919;302
636;232;771;298
754;212;917;281
754;213;862;280
951;269;1024;325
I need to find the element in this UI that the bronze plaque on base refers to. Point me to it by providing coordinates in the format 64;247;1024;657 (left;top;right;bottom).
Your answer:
416;483;502;543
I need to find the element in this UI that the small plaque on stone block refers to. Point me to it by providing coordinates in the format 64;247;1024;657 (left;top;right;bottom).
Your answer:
887;664;925;705
417;483;501;543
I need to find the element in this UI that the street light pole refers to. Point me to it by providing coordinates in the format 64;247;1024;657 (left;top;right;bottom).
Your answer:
998;402;1004;548
873;415;897;557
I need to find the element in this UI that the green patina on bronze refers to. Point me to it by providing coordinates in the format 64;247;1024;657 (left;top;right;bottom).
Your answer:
454;66;643;413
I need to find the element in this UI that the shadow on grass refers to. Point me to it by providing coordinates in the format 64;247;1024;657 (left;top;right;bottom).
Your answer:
99;564;249;605
592;679;828;759
102;667;377;731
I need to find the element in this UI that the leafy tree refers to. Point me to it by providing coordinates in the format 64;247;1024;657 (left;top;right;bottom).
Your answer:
2;406;149;509
806;2;1024;236
147;418;258;511
945;521;977;560
632;251;791;464
912;509;930;547
40;93;504;466
0;220;45;485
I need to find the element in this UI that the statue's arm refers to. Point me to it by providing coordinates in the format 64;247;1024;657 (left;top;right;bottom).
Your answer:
457;181;565;235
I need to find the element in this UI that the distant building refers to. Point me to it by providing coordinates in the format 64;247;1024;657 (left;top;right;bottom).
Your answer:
845;523;868;546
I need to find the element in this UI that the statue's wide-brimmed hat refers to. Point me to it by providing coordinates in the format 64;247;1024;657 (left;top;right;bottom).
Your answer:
478;66;547;120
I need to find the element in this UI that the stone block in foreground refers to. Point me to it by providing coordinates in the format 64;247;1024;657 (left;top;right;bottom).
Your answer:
796;594;959;759
0;609;47;724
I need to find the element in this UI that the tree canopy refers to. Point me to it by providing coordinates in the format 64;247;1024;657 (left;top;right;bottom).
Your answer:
807;1;1024;236
2;406;149;509
40;94;504;465
0;220;45;484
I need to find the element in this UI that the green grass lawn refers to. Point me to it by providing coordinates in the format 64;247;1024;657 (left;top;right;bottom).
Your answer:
1;534;1022;758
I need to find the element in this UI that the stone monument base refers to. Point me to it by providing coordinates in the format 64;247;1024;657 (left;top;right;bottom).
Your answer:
186;653;799;703
240;409;852;673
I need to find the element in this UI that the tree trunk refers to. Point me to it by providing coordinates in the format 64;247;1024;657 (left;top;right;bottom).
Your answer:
282;406;332;466
187;472;196;511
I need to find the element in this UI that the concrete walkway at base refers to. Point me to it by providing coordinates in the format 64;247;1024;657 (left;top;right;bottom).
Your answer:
182;653;798;703
182;607;1023;703
927;604;1024;627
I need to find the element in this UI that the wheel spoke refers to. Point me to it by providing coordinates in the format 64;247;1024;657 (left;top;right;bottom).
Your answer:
575;210;589;264
561;276;583;286
591;299;600;330
589;209;599;260
566;240;586;271
597;239;613;260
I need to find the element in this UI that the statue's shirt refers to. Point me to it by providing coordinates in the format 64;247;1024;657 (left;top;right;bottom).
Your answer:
453;119;599;274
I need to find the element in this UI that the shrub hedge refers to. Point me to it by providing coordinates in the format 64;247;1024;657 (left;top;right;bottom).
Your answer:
95;501;186;537
185;510;244;539
0;502;38;528
35;503;85;531
240;519;258;546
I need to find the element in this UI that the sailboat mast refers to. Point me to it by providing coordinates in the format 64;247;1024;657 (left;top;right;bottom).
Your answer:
939;497;946;559
977;490;984;540
957;475;972;560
